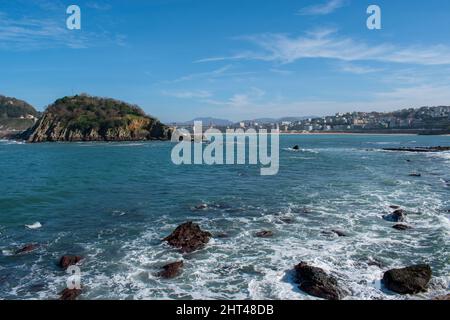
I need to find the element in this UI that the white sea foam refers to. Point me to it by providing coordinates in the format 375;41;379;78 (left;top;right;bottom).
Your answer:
25;222;42;230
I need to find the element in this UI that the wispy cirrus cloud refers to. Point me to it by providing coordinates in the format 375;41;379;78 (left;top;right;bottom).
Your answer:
202;87;266;108
166;64;257;83
85;2;112;11
338;62;383;74
0;12;88;50
162;90;212;99
0;10;126;50
196;28;450;66
298;0;348;16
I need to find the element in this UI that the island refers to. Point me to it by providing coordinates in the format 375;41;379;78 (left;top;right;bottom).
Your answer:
18;94;172;142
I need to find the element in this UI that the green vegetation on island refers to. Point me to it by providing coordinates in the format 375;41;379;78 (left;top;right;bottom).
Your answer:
21;94;172;142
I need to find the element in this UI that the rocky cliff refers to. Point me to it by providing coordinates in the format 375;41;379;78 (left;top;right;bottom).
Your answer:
20;95;171;142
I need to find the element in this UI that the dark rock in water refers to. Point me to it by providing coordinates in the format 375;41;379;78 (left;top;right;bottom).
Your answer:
409;173;422;177
59;288;82;300
163;222;212;253
158;261;184;279
255;230;274;238
383;146;450;153
433;294;450;300
59;255;83;269
193;203;208;211
383;209;406;222
406;159;412;162
383;264;432;294
280;217;295;224
15;244;39;255
293;262;345;300
331;229;347;237
292;145;300;150
390;205;401;210
392;224;412;231
215;233;229;238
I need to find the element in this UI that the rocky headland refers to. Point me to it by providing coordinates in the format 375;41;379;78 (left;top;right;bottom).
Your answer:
17;94;171;142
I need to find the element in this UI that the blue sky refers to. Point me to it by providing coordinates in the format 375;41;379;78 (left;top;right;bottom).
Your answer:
1;0;450;122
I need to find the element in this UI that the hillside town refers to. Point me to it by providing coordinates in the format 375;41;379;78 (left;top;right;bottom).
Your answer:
220;106;450;134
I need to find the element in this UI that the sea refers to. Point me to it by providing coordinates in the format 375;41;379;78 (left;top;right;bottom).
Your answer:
0;134;449;300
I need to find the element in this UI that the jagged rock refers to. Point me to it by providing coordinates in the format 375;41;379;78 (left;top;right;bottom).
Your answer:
59;255;83;269
293;262;345;300
383;264;432;294
163;222;212;253
59;288;82;300
15;244;39;255
255;230;274;238
392;224;412;231
383;209;406;222
158;261;184;279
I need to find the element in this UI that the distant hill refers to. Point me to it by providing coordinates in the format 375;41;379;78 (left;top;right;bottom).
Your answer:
0;95;38;135
177;117;235;126
20;94;171;142
174;116;317;127
239;116;318;124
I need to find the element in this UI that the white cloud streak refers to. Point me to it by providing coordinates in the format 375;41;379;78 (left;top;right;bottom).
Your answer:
197;28;450;66
298;0;347;16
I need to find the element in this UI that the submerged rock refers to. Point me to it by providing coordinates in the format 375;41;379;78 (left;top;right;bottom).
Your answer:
409;173;422;177
392;224;412;231
279;217;295;224
158;261;184;279
15;244;39;255
383;146;450;153
193;203;208;211
215;233;229;238
331;229;347;237
293;262;345;300
383;264;432;294
163;222;212;253
255;230;274;238
59;288;82;300
292;145;300;150
383;209;406;222
59;255;83;269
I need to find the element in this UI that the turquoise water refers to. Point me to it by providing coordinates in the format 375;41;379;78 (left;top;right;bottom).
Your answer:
0;135;449;300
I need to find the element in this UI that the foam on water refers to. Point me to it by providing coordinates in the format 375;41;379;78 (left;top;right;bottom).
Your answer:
0;135;449;299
